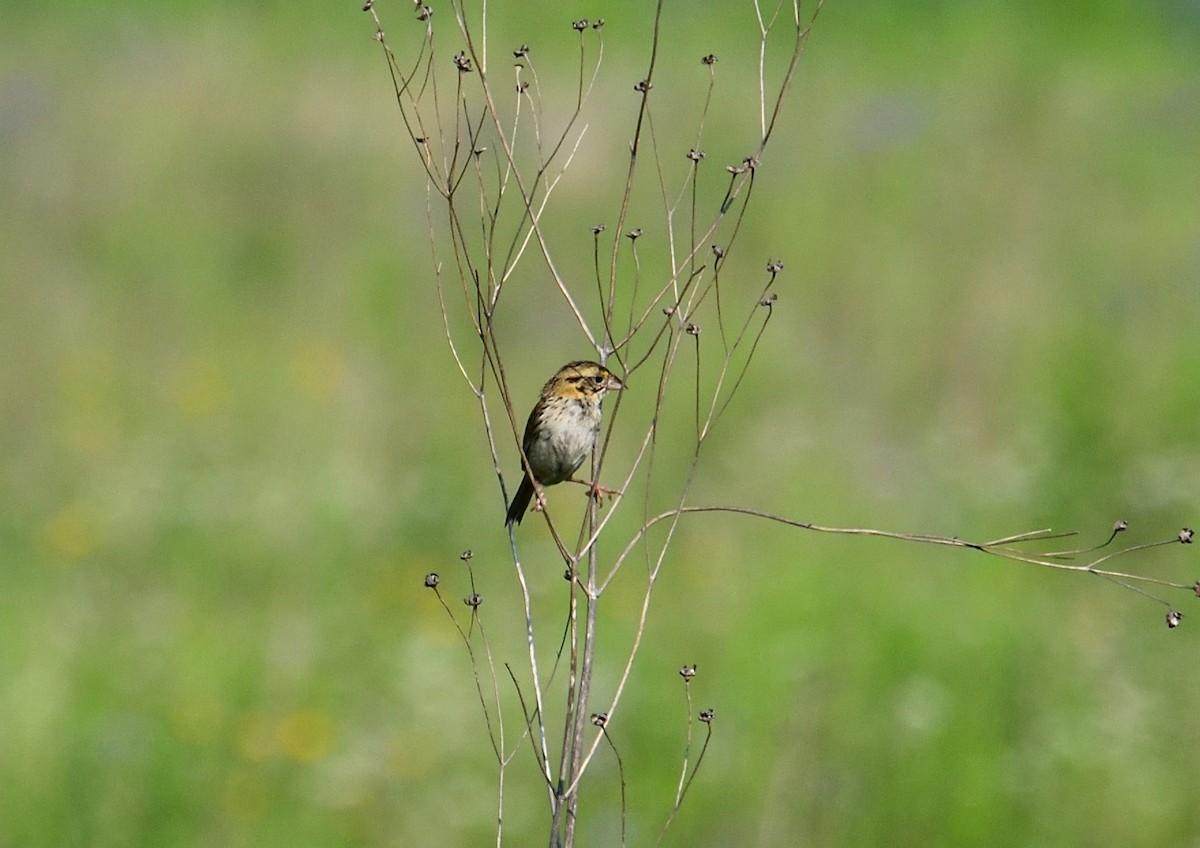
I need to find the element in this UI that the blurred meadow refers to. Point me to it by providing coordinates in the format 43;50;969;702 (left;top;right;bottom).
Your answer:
3;0;1200;845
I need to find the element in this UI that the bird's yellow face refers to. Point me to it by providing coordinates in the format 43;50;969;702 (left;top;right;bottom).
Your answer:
541;361;625;402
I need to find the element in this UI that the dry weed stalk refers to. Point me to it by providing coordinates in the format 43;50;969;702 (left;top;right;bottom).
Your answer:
367;1;1194;845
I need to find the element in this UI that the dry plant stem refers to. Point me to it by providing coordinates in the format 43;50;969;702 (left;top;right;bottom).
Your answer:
491;453;555;792
704;274;779;432
552;449;616;844
559;277;777;791
450;5;602;348
490;49;598;295
386;1;604;347
373;0;830;843
612;155;758;359
598;724;628;847
673;680;695;804
587;184;781;566
369;1;1197;844
581;285;774;586
506;663;550;775
654;682;712;847
682;71;716;281
430;578;533;847
429;36;609;558
555;560;597;846
547;3;664;838
613;59;773;353
618;506;1195;593
565;342;715;793
755;0;824;152
605;1;665;336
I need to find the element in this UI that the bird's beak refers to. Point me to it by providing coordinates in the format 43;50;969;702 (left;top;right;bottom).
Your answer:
606;373;625;392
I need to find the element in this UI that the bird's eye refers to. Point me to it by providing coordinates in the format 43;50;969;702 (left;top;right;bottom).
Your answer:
592;374;604;384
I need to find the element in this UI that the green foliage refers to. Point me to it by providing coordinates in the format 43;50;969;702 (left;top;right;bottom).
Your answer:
2;1;1198;846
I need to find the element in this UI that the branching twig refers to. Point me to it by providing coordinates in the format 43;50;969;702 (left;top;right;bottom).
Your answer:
377;1;1191;845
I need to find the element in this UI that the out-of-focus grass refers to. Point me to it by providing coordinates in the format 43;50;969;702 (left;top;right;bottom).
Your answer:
2;1;1199;846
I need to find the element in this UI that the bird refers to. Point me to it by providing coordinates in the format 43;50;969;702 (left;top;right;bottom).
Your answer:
505;360;625;526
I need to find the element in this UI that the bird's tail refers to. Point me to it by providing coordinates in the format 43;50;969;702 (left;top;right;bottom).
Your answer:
505;475;535;526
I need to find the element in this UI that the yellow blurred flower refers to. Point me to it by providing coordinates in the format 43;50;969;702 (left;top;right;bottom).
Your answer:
171;357;229;418
289;342;343;403
40;503;101;562
278;708;335;763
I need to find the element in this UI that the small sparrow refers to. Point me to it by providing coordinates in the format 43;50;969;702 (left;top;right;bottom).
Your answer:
505;361;625;526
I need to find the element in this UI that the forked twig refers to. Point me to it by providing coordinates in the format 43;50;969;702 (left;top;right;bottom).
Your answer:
376;1;1191;846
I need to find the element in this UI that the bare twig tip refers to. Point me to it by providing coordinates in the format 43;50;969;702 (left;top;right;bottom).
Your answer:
701;54;718;65
1193;581;1200;598
711;245;725;258
416;6;431;21
424;572;440;588
687;149;706;162
362;0;374;11
513;44;530;58
1113;519;1129;532
1167;609;1183;628
464;592;482;608
591;224;606;234
592;19;605;29
1179;528;1194;544
634;79;653;93
760;293;778;307
679;664;698;680
699;709;715;723
572;19;589;31
460;549;473;561
686;323;701;336
766;259;784;273
626;228;643;240
453;52;472;72
591;712;608;727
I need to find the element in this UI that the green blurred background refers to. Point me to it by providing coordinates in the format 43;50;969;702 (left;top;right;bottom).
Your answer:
3;0;1200;845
